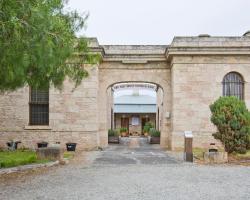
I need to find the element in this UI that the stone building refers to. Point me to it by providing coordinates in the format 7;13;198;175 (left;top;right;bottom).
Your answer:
0;32;250;150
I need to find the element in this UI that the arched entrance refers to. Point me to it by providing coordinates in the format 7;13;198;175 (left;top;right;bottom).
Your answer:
109;82;162;138
97;62;171;149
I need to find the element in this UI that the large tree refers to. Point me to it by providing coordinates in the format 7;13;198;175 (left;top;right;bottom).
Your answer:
0;0;98;91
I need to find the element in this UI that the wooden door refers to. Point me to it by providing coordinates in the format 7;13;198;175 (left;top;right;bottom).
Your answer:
141;117;150;134
121;117;129;131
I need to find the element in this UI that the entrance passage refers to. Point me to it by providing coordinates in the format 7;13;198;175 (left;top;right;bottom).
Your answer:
94;137;179;165
110;82;162;139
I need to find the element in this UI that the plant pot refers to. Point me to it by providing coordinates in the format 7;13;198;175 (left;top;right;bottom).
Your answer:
6;141;21;150
108;136;120;144
37;142;48;148
121;132;127;137
150;136;160;144
144;132;148;137
66;143;77;151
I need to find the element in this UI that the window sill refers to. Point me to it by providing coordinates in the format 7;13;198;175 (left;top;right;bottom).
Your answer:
24;125;52;130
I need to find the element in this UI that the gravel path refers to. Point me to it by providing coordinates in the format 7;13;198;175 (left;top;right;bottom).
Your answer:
1;137;250;200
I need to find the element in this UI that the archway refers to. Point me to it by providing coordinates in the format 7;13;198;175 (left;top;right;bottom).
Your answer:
109;82;162;139
97;64;171;149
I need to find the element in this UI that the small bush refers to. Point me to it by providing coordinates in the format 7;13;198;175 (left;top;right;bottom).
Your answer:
149;128;160;137
210;96;250;153
108;129;119;136
143;122;154;133
120;127;128;133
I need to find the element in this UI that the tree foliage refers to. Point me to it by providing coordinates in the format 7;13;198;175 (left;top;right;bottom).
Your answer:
0;0;99;91
210;96;250;153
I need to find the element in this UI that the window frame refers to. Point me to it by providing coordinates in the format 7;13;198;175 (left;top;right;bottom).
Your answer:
222;72;244;100
29;87;49;126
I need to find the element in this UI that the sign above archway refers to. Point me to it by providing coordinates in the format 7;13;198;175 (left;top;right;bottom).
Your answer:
112;82;157;91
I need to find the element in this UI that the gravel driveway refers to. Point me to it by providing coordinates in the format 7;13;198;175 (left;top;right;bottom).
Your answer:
1;137;250;200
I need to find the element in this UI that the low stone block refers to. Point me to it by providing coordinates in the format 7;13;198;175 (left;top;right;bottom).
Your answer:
36;147;63;161
203;152;228;164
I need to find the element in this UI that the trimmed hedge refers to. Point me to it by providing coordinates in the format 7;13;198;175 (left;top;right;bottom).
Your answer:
210;96;250;153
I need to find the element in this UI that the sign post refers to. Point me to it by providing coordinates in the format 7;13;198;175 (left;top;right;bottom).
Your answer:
184;131;193;162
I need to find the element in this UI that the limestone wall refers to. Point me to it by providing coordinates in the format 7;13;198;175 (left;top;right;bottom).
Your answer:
0;65;99;150
170;55;250;150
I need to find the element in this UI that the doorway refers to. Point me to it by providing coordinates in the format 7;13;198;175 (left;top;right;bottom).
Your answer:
121;117;129;132
141;117;150;134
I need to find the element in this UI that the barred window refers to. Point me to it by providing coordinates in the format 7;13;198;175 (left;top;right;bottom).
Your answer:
222;72;244;100
29;87;49;125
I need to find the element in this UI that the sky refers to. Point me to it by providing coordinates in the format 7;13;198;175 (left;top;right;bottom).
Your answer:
67;0;250;45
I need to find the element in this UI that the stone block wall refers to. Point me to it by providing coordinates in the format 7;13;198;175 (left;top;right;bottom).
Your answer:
170;55;250;150
0;65;99;150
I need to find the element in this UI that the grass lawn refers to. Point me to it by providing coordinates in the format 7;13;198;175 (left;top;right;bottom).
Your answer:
63;151;74;159
193;148;205;160
193;148;250;163
0;150;49;168
232;150;250;160
193;147;225;161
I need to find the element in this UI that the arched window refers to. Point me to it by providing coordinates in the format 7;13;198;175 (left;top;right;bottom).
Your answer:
222;72;244;100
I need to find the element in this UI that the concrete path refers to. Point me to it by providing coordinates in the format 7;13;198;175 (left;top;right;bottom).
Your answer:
94;137;180;166
0;137;250;200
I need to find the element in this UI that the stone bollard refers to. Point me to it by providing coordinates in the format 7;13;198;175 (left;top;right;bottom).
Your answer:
36;147;63;161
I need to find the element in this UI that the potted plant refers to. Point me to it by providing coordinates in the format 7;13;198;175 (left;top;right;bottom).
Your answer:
149;128;160;144
108;129;120;144
143;122;153;137
66;142;77;151
37;141;48;148
120;127;128;137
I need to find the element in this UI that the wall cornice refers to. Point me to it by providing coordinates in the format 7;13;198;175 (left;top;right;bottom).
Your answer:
87;35;250;64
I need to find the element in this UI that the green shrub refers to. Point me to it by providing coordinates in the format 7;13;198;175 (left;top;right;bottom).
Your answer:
108;129;119;136
210;96;250;153
149;128;160;137
120;127;128;133
143;122;154;133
